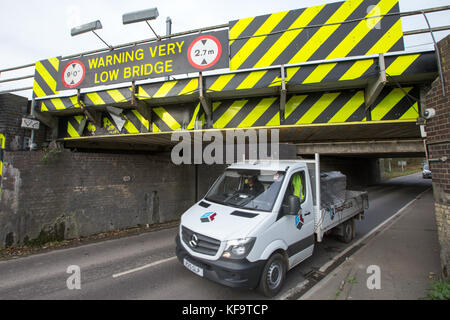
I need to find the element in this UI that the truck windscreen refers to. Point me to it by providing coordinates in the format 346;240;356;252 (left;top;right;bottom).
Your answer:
205;169;285;212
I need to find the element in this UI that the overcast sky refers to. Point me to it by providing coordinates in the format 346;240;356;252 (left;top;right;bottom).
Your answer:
1;0;449;98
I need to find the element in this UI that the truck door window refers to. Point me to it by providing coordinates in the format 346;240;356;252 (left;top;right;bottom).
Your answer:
283;171;306;205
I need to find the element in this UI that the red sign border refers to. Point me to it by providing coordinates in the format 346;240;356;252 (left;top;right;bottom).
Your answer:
62;60;86;89
187;35;223;70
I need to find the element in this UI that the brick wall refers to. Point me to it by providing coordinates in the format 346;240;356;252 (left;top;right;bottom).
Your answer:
0;151;218;248
0;93;47;151
425;35;450;279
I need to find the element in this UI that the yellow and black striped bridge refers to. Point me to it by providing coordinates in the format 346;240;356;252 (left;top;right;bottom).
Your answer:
31;0;439;156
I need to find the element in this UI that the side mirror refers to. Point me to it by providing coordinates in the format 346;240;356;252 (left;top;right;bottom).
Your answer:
287;195;301;215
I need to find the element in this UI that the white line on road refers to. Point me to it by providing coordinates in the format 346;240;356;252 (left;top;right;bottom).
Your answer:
112;256;177;278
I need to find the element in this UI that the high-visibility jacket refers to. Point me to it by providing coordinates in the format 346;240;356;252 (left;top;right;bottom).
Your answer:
292;174;304;201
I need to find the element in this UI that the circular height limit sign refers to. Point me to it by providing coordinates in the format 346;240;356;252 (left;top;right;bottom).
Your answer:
62;60;86;88
187;35;222;70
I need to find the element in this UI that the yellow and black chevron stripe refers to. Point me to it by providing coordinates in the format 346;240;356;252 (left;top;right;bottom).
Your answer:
206;52;433;93
212;97;280;129
152;103;199;132
40;87;133;112
62;103;201;137
33;57;60;98
0;133;5;195
283;86;418;125
229;0;404;70
62;86;419;138
65;114;125;138
39;51;433;112
138;78;199;99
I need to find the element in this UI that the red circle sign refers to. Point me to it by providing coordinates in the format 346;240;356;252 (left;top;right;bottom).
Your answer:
187;35;222;70
62;60;86;88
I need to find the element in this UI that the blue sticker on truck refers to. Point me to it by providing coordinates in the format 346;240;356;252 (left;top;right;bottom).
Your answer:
295;214;304;230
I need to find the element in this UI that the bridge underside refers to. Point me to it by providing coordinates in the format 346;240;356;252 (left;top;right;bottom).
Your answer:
62;121;424;156
35;51;437;155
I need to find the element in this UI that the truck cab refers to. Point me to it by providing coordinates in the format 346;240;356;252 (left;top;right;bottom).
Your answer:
176;158;367;296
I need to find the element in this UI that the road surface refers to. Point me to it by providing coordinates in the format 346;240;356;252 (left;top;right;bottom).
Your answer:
0;173;431;300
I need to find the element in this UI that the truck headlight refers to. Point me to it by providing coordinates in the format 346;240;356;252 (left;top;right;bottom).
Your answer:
222;238;256;259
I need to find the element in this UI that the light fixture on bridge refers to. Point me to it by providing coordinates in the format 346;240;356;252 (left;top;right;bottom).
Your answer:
122;8;161;40
71;20;113;50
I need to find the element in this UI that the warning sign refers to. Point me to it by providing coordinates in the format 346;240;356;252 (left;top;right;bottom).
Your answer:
62;60;86;89
188;35;222;69
55;30;229;91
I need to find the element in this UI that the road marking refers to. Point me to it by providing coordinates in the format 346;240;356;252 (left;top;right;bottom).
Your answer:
112;256;177;279
299;187;431;300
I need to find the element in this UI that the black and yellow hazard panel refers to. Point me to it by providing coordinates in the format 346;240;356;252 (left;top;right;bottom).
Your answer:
206;69;281;93
212;97;280;129
384;51;437;77
229;0;404;70
61;102;200;137
39;87;133;112
33;57;60;98
138;78;199;99
152;103;198;132
64;115;88;138
205;59;378;93
121;109;150;134
83;87;133;106
369;86;419;121
205;52;433;94
283;86;419;125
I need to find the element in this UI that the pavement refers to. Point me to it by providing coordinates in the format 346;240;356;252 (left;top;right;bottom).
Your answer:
300;188;442;300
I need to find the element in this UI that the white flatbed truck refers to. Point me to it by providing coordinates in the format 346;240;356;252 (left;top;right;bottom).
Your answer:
176;154;369;296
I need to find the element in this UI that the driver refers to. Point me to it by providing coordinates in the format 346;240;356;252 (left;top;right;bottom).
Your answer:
244;176;264;196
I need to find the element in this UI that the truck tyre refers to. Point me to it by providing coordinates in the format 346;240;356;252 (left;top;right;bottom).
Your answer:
339;219;354;244
258;253;286;297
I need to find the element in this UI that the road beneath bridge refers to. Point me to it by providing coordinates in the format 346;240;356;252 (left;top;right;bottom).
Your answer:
0;173;431;300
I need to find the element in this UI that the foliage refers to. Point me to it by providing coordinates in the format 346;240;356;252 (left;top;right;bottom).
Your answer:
40;147;62;164
425;279;450;300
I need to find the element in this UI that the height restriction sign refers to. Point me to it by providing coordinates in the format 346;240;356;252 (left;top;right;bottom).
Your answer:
62;60;86;88
187;35;223;69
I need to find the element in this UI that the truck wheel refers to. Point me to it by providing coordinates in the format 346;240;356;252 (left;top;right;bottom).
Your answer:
339;219;354;244
258;253;286;297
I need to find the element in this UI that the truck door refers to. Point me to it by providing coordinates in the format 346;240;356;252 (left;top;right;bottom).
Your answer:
279;170;315;268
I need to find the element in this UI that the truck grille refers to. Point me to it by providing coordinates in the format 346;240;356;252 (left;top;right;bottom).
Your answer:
182;226;221;256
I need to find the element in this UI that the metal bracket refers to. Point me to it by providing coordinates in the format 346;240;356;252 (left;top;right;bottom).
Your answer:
131;81;153;127
429;156;448;163
34;110;59;140
77;89;102;127
365;54;386;110
199;72;212;127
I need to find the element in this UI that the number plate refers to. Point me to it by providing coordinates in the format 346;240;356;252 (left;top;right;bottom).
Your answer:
184;258;204;277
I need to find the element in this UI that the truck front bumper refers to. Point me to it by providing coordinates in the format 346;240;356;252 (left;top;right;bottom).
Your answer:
175;234;265;289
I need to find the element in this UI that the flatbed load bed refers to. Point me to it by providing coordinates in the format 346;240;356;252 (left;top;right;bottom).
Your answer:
316;190;369;240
